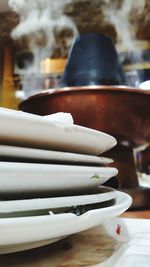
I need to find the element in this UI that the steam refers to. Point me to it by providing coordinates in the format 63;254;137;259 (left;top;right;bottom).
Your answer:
103;0;147;87
103;0;145;50
8;0;77;97
9;0;148;93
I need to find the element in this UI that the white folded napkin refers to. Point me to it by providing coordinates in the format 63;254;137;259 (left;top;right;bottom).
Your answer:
0;107;74;126
43;112;74;126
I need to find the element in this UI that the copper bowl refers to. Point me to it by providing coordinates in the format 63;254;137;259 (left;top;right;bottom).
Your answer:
20;85;150;147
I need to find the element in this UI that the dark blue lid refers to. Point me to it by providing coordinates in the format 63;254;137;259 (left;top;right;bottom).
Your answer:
60;33;127;87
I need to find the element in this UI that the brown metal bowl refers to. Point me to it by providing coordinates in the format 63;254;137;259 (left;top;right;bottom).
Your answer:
20;85;150;147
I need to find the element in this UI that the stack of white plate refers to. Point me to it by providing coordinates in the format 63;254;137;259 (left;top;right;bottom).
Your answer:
0;107;132;254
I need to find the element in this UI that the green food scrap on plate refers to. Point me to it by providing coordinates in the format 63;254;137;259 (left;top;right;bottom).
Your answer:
91;175;100;179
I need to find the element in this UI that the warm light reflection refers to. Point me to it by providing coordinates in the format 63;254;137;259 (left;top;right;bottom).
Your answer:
44;78;50;90
40;58;66;74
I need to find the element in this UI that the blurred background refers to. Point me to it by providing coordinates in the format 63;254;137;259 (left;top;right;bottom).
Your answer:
0;0;149;109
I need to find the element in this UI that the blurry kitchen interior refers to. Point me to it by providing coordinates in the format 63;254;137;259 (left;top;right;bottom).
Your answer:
0;0;150;209
0;0;149;108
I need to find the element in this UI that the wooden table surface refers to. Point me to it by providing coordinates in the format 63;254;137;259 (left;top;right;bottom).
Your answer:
121;209;150;219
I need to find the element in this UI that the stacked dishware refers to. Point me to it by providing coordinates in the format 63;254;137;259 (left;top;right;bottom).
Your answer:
0;107;132;254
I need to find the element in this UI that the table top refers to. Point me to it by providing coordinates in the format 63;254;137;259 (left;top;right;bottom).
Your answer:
121;209;150;219
0;210;149;267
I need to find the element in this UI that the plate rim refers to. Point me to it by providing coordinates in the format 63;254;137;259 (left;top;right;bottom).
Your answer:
0;107;117;155
0;186;116;213
0;191;132;247
0;144;113;164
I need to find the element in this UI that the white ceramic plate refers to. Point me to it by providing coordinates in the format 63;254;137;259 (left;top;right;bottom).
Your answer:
0;144;113;165
0;162;118;195
0;191;132;254
1;218;149;258
0;107;116;155
0;186;116;214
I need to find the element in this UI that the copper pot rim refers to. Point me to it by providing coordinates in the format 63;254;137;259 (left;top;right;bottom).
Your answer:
20;85;150;106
